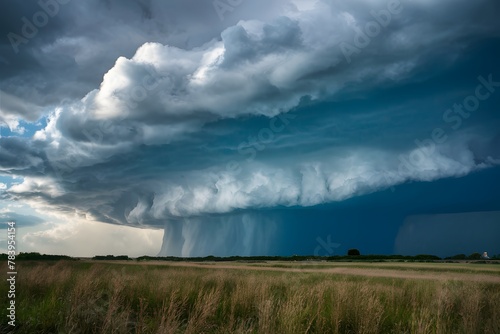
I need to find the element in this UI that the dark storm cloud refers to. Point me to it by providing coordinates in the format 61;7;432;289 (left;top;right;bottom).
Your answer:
0;0;289;125
395;211;500;257
1;0;500;256
0;137;45;173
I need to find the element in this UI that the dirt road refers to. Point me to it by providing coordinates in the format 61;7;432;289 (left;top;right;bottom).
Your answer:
103;260;500;283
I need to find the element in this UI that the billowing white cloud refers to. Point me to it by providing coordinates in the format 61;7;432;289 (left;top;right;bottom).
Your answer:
137;138;496;218
0;0;291;122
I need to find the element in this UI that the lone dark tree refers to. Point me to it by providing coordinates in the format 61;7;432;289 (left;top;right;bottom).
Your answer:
468;252;481;260
347;248;360;256
448;254;466;260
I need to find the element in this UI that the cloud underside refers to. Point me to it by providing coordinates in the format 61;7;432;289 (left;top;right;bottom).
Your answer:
1;0;500;255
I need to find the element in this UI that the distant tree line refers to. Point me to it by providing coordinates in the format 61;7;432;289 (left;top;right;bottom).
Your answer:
444;253;496;260
0;252;74;261
135;254;443;262
92;255;131;260
1;251;498;262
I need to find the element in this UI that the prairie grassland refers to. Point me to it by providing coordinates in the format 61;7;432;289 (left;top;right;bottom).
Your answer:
257;261;500;274
1;261;499;333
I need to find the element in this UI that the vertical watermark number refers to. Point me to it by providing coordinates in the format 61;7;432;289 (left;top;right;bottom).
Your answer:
6;221;17;327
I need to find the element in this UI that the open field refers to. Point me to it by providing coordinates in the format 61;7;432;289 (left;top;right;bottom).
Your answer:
2;260;500;333
123;260;500;283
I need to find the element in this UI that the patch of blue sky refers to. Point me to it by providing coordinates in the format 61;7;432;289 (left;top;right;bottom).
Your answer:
0;117;47;138
0;175;23;189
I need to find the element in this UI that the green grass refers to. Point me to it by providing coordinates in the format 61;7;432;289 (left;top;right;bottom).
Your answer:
1;261;499;333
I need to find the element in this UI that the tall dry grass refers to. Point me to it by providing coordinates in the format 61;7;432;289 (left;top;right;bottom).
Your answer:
1;261;499;333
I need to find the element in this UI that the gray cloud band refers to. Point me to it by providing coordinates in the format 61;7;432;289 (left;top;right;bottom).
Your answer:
7;0;72;54
340;0;404;64
213;0;245;22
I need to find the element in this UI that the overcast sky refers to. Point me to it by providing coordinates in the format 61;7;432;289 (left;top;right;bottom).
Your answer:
1;0;499;257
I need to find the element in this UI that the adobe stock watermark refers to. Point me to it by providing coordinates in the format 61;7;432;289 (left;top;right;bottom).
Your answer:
6;221;17;327
205;111;296;183
192;111;298;205
398;74;499;175
339;0;404;64
121;66;174;110
280;235;341;288
237;112;296;163
48;66;173;182
213;0;245;21
314;235;341;257
7;0;72;54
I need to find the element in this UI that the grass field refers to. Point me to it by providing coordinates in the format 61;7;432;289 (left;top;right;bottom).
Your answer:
1;260;499;333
